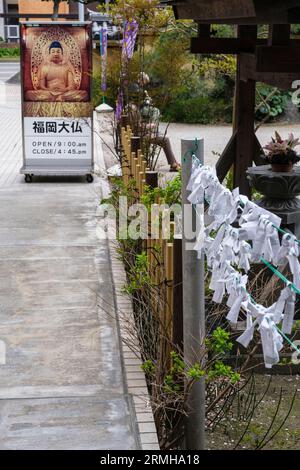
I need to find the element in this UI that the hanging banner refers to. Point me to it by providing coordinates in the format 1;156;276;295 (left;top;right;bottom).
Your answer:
115;20;138;121
20;22;93;181
100;27;108;92
122;20;138;60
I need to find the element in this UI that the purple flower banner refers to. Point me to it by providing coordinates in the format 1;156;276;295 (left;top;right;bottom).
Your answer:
116;20;138;121
122;20;138;60
100;27;108;92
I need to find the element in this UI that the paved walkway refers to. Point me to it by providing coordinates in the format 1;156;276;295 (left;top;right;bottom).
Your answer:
0;61;20;83
0;85;22;188
0;84;138;449
160;122;300;168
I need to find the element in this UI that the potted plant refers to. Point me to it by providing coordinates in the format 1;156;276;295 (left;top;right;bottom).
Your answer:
263;131;300;172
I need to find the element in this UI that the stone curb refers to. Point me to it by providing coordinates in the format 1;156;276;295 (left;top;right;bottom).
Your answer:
108;239;160;451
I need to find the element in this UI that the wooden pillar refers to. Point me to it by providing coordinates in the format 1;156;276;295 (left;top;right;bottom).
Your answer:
197;22;211;38
268;24;291;46
234;25;257;197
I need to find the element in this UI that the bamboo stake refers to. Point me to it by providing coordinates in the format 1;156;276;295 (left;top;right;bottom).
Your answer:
141;179;146;195
147;237;153;281
133;157;139;182
141;160;147;176
139;172;144;194
130;151;136;177
135;164;141;192
121;127;126;147
123;163;129;185
137;149;143;167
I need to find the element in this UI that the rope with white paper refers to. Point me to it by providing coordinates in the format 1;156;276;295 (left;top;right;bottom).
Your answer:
186;153;300;368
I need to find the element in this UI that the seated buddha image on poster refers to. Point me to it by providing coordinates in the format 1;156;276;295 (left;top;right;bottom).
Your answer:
26;40;88;103
21;24;92;117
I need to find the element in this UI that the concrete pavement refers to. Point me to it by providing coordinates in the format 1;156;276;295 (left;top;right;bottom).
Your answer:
0;84;139;449
0;61;20;83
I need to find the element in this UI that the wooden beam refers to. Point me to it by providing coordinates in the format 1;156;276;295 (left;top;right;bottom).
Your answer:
233;25;257;197
191;37;267;54
234;79;256;196
254;135;265;166
216;133;265;182
191;36;300;54
174;0;300;23
177;16;300;25
216;132;236;182
288;7;300;23
174;0;257;21
240;52;300;89
256;46;300;73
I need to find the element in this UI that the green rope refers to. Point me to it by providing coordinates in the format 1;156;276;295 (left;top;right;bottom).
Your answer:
260;257;300;296
274;324;300;356
182;138;199;163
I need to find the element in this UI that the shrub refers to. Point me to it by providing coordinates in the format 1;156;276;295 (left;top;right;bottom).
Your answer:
255;83;289;121
162;93;233;124
0;47;20;58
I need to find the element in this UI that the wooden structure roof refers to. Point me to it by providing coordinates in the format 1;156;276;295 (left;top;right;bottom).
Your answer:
162;0;300;24
161;0;300;196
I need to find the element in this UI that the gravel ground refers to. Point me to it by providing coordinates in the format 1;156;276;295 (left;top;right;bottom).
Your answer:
101;119;300;171
158;122;300;169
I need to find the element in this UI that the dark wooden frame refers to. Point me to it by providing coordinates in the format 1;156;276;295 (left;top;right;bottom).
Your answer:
163;0;300;196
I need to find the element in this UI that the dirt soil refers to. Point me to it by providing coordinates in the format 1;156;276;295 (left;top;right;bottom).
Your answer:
207;374;300;450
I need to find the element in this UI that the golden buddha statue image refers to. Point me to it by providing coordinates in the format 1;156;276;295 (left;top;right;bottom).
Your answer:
25;41;88;103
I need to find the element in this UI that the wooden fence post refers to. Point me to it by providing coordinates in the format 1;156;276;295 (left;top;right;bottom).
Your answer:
131;136;141;154
145;171;158;189
121;114;128;128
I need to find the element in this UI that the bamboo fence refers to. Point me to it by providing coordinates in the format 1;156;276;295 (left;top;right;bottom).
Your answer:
120;126;183;349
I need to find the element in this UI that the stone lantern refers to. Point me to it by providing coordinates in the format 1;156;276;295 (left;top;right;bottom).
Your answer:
247;165;300;238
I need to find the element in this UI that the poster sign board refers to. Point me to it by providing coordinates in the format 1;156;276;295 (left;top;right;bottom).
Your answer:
20;22;93;182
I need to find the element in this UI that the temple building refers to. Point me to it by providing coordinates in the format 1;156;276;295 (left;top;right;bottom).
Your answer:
0;0;100;42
